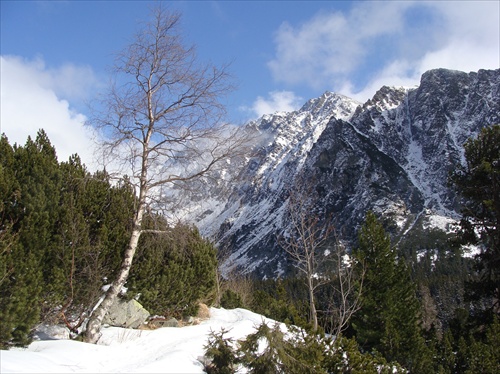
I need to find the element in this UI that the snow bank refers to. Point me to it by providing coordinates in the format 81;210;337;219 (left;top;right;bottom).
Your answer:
0;308;273;373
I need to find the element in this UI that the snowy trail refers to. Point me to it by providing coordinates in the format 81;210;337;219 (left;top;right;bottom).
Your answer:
1;308;273;373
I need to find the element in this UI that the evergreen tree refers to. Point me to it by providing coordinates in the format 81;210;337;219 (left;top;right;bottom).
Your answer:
437;330;456;373
0;135;18;293
450;124;500;320
0;130;137;344
220;289;243;309
50;157;135;329
12;131;63;319
239;322;324;374
352;211;431;372
48;154;92;324
127;222;217;317
438;316;500;374
203;328;239;374
250;279;308;328
0;134;43;347
324;336;404;374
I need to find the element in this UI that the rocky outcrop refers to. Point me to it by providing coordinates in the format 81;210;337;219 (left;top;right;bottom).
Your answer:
103;298;150;329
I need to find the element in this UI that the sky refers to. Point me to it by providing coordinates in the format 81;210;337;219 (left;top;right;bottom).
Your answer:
1;0;499;169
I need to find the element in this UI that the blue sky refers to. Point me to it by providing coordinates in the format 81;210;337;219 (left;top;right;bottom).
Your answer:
1;1;499;168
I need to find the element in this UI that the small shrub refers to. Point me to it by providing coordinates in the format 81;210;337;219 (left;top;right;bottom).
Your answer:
220;289;243;309
203;328;239;374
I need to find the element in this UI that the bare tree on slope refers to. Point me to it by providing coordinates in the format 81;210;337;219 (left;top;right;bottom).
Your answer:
279;176;334;332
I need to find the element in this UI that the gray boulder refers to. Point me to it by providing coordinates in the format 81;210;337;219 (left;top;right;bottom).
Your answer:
103;298;150;328
33;324;70;340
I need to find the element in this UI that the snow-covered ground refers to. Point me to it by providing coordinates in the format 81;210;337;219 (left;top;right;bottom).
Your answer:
1;308;273;373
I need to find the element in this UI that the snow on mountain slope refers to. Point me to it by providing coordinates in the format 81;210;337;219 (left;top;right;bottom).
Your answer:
197;93;361;276
182;68;500;278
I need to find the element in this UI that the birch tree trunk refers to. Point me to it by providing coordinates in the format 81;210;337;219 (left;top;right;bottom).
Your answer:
307;272;319;332
84;186;147;343
83;5;248;343
84;224;142;343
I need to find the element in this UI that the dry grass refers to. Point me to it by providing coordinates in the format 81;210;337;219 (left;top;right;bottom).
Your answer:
197;303;211;320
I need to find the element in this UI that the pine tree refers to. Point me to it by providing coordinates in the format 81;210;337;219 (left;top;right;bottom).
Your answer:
0;134;42;347
127;222;217;317
203;328;240;374
0;135;18;294
13;131;63;318
450;124;500;321
0;130;142;344
352;211;431;372
239;322;325;374
437;330;456;373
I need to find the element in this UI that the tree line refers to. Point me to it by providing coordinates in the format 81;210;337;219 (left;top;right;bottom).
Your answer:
0;130;218;347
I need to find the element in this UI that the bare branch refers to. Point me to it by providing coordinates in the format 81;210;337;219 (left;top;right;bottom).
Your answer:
278;174;335;332
324;234;365;338
84;5;247;344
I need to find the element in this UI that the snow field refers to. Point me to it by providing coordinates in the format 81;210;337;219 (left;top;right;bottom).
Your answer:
1;308;274;373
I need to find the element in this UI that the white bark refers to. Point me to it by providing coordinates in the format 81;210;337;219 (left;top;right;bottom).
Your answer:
83;5;248;343
85;184;147;343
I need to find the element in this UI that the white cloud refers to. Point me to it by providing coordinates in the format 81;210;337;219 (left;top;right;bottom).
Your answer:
243;90;303;118
268;1;499;102
0;55;99;169
418;1;500;74
339;60;421;103
268;2;413;89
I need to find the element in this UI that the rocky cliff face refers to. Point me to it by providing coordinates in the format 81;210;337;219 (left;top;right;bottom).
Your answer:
186;68;500;278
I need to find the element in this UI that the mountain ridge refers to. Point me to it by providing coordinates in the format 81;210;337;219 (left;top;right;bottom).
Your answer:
182;68;500;278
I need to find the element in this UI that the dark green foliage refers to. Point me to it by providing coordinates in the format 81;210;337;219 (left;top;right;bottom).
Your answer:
220;289;243;309
437;330;456;373
412;246;472;330
433;316;500;374
0;132;50;347
239;322;324;374
250;278;309;328
323;336;404;374
203;328;239;374
50;161;135;326
0;240;41;348
202;323;404;374
0;131;135;347
472;315;500;373
352;211;431;372
450;124;500;320
127;223;217;318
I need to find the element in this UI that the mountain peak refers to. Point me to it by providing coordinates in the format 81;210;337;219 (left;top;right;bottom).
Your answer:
363;85;410;111
182;68;500;278
300;91;361;121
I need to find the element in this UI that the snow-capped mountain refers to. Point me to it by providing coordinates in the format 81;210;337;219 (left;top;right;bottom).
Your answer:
187;68;500;278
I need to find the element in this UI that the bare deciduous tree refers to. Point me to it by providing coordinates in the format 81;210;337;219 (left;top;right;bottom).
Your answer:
279;177;334;332
280;176;365;334
324;235;365;338
84;6;248;343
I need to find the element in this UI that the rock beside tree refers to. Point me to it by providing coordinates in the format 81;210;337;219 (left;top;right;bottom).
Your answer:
103;299;150;329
